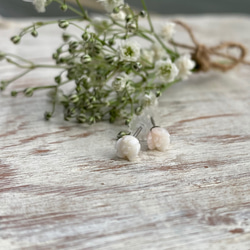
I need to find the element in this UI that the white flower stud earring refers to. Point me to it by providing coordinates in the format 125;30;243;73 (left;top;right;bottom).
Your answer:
115;127;142;161
147;117;170;152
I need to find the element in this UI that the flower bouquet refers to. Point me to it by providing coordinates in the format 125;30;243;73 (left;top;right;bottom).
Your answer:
0;0;248;126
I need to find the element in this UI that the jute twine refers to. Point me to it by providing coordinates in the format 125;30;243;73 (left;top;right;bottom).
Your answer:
171;20;250;72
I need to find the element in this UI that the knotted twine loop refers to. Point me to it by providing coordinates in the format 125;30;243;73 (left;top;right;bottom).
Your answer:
171;20;250;72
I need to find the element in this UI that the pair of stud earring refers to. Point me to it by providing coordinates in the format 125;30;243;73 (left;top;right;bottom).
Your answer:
115;117;170;161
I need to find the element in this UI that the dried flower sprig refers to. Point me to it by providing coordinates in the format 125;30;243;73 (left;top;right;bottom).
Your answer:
0;0;248;124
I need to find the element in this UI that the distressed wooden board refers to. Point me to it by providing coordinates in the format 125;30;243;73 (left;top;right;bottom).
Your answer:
0;16;250;250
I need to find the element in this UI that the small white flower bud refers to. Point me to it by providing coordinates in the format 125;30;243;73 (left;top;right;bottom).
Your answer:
111;10;126;21
24;88;34;97
127;22;136;32
11;36;21;44
58;20;69;29
81;55;92;64
82;32;90;41
139;10;147;18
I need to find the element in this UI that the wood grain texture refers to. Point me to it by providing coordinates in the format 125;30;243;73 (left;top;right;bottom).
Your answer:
0;16;250;250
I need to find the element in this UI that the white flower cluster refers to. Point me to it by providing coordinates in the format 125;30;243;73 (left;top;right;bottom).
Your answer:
154;55;195;81
18;0;196;131
115;39;195;99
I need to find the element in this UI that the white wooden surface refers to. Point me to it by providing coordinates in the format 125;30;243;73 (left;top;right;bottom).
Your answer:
0;16;250;250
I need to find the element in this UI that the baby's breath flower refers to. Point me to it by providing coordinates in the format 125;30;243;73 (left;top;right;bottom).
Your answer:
143;92;158;106
151;43;167;61
175;54;196;79
155;59;179;82
112;73;129;91
23;0;47;13
141;49;155;64
126;83;135;94
97;0;124;13
110;10;126;21
93;17;112;33
160;22;176;41
119;40;140;62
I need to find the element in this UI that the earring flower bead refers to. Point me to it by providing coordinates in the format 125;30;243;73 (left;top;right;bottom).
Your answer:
146;117;170;152
116;135;141;161
147;127;170;152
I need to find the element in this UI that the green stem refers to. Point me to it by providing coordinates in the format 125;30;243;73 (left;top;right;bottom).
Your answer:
160;79;180;92
69;22;85;32
154;33;178;58
20;20;59;36
75;0;90;21
5;53;33;65
6;58;31;69
140;0;154;32
33;85;57;91
2;69;33;86
140;0;178;59
136;30;154;43
53;0;84;17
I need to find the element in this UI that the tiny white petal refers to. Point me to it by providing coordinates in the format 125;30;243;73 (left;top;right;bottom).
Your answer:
116;135;140;161
147;127;170;151
175;54;196;79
